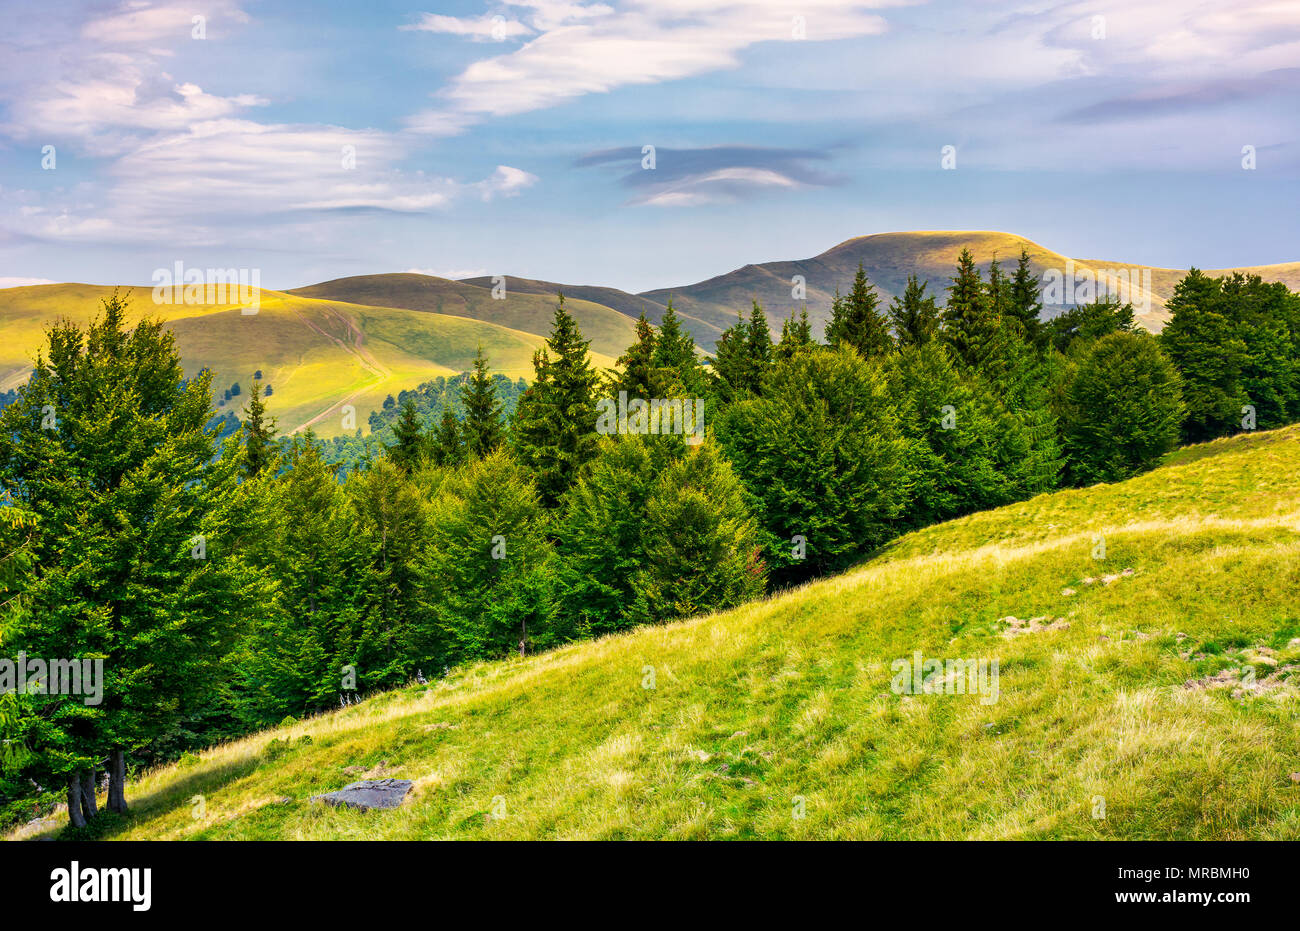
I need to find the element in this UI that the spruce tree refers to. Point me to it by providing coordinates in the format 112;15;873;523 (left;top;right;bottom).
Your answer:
746;300;774;377
510;295;600;507
711;313;751;402
888;275;941;348
777;307;815;358
826;262;892;356
1008;246;1044;347
613;313;661;399
460;347;505;458
387;399;428;472
242;380;277;477
943;248;1004;376
1160;269;1248;441
651;299;707;395
430;407;465;467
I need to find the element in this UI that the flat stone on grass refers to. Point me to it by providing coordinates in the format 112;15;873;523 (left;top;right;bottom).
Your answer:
311;778;413;811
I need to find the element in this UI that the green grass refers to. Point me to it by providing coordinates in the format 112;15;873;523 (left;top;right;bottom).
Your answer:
16;424;1300;840
0;284;620;438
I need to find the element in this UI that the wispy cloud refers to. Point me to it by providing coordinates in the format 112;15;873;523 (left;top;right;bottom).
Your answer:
578;145;842;206
405;0;890;134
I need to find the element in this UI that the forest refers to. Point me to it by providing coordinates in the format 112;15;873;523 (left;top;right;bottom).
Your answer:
2;245;1299;830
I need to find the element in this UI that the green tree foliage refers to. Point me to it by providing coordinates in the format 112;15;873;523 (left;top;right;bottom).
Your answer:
943;248;1006;377
241;380;277;477
416;451;555;664
1062;331;1185;485
717;346;912;584
826;263;892;356
460;347;506;459
887;342;1035;526
1160;269;1249;442
712;302;774;400
387;400;429;472
557;435;763;633
1045;294;1136;354
511;296;601;506
1008;247;1045;347
651;300;708;396
429;407;465;467
0;291;265;822
777;307;815;359
888;274;941;348
612;313;663;399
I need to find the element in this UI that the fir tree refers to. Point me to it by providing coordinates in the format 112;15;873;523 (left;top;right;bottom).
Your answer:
510;295;600;506
460;347;505;458
430;407;465;467
888;275;941;348
651;299;707;395
0;290;264;822
613;313;661;399
387;400;428;472
826;262;892;356
943;248;1004;376
242;380;277;478
1008;246;1044;347
777;307;815;359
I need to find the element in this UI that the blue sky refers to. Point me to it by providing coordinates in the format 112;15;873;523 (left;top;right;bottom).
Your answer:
1;0;1297;292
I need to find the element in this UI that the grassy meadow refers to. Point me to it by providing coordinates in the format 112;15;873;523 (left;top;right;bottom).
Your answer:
16;423;1300;841
0;283;621;438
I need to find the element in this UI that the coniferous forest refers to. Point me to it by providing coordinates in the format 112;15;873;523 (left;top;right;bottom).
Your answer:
3;246;1299;831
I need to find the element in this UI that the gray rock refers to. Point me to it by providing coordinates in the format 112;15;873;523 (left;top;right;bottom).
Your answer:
311;778;412;811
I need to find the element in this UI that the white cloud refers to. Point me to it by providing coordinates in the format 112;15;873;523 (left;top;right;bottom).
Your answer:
401;13;532;41
406;0;890;132
0;277;57;289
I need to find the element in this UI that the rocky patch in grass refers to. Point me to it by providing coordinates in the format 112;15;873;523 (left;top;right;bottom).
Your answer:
1181;639;1300;700
998;615;1071;638
1062;567;1135;595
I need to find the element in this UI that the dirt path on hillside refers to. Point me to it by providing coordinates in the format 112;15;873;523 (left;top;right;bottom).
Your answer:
288;302;391;435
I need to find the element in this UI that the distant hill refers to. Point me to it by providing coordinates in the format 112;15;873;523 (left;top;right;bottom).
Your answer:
8;232;1297;435
0;283;620;439
639;231;1300;340
287;273;638;361
459;275;726;347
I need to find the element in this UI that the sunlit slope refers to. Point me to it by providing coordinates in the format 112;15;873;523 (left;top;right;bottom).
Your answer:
287;273;639;360
642;230;1300;339
0;285;619;438
45;425;1300;841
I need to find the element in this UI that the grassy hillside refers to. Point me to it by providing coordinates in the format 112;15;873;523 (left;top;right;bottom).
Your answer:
0;284;619;439
460;275;725;348
641;231;1300;340
287;273;638;361
20;424;1300;841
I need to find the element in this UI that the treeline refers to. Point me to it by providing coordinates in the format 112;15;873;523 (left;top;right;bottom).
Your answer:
2;249;1299;831
314;370;528;472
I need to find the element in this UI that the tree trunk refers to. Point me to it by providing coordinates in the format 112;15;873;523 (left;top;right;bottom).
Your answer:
106;748;129;814
67;773;88;829
79;769;98;820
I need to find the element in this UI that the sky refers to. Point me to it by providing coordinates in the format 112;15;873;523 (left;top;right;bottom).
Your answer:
0;0;1297;292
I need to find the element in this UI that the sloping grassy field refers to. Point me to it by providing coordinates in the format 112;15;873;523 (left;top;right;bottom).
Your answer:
0;284;619;438
17;424;1300;841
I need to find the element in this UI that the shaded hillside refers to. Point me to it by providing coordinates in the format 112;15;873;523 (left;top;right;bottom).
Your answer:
287;273;637;360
